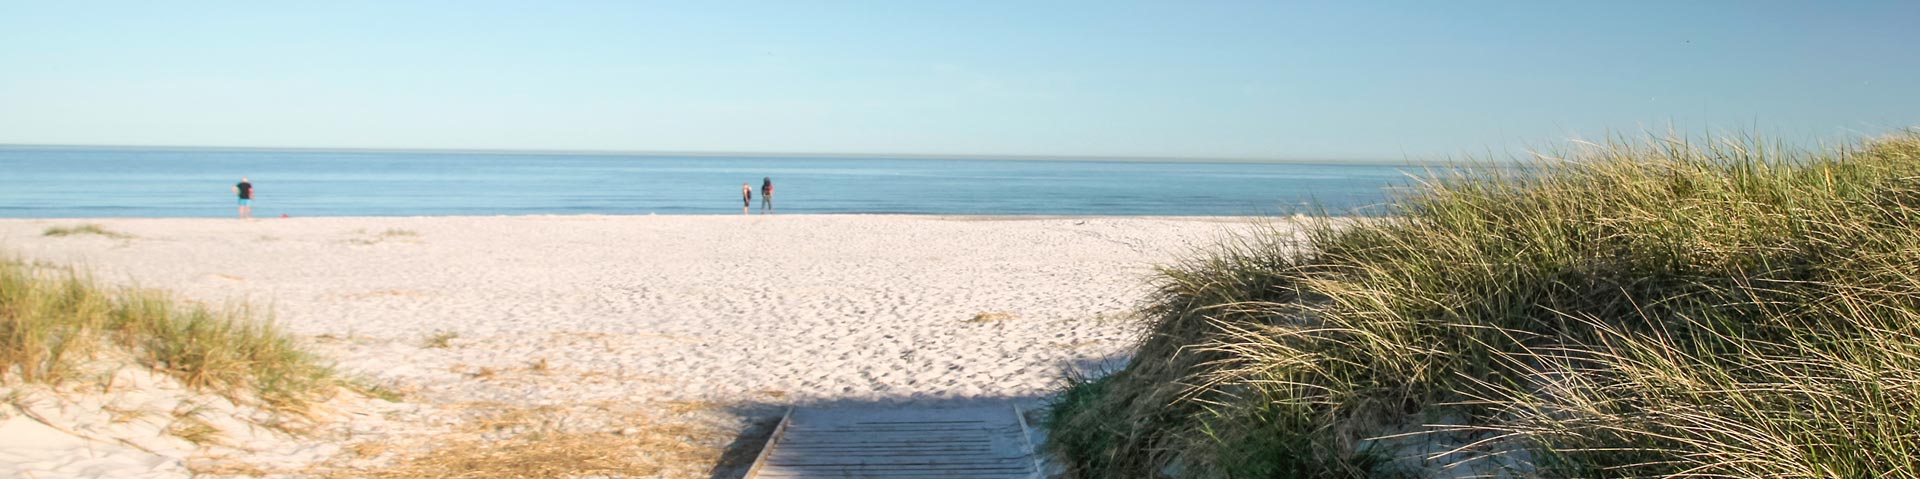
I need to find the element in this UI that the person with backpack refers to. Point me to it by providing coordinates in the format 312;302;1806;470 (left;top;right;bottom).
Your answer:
760;177;774;214
233;177;255;219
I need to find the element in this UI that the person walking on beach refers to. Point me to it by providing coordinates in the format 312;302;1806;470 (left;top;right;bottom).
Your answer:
741;182;753;215
760;177;774;214
232;177;254;219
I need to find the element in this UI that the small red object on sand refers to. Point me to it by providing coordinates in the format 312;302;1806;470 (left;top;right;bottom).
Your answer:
280;214;289;218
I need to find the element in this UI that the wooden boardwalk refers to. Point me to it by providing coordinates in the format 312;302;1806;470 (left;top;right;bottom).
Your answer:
744;404;1042;479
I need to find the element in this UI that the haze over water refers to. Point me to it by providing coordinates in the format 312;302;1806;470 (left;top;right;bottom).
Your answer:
0;146;1416;218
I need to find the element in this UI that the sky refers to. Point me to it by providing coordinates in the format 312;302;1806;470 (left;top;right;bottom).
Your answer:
2;1;1917;161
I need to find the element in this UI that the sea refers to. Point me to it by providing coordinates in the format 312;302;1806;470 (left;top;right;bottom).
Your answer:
0;146;1424;218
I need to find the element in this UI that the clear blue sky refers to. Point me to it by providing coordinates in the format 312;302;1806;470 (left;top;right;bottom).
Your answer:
2;1;1916;160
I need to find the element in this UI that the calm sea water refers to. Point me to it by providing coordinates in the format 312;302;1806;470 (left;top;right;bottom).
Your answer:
0;146;1418;218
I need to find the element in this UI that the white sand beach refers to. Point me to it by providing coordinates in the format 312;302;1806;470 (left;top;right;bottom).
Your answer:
0;214;1293;478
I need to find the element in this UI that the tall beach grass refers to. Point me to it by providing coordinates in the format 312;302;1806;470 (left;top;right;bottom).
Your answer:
1047;132;1920;478
0;257;337;410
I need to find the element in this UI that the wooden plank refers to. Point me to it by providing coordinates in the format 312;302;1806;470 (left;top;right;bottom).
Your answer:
1013;404;1045;478
746;404;1041;478
742;406;796;479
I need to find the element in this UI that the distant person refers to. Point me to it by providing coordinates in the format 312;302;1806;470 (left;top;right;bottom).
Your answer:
232;177;254;219
760;177;774;214
741;182;752;215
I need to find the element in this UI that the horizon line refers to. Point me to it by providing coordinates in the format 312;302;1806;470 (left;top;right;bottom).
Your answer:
0;142;1422;166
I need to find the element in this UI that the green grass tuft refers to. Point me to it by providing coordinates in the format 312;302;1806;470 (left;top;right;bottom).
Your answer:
1;256;339;411
347;228;421;245
347;377;407;402
43;224;132;239
1046;131;1920;478
422;330;458;349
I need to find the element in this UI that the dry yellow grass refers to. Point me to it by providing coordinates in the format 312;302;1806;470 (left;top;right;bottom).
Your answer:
346;440;394;459
662;399;717;415
964;311;1017;323
190;459;271;477
317;402;733;479
345;229;422;246
42;223;133;239
422;330;458;349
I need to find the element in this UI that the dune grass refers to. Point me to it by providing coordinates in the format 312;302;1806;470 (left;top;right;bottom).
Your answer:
966;311;1019;323
422;330;458;349
43;223;132;239
327;403;728;479
347;228;420;246
0;257;337;410
1046;132;1920;478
